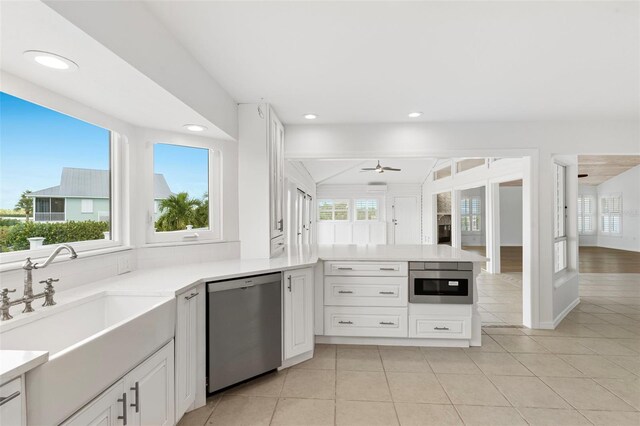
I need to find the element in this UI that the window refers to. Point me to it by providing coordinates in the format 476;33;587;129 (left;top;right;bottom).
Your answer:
81;199;94;214
150;142;220;243
434;165;452;180
553;163;567;273
355;199;378;221
318;199;349;221
461;196;481;232
456;158;485;173
600;194;622;235
577;195;595;234
0;92;113;256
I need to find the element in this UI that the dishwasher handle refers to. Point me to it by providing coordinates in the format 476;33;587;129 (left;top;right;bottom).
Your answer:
208;272;282;293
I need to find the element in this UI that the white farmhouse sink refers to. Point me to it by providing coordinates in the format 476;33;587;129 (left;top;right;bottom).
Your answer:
0;292;175;425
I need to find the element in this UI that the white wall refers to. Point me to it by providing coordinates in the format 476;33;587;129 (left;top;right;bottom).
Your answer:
578;184;598;246
460;186;486;247
0;73;240;293
597;165;640;252
314;184;420;245
500;186;523;246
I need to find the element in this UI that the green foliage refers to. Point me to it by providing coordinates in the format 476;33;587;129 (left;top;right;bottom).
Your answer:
0;219;20;227
155;192;208;232
14;190;33;220
0;221;109;252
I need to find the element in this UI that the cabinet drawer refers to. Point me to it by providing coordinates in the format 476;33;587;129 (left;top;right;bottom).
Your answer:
324;276;407;307
409;316;471;339
324;261;407;277
324;307;408;337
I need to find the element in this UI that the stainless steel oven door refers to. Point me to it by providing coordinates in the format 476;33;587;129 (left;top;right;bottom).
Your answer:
409;270;474;304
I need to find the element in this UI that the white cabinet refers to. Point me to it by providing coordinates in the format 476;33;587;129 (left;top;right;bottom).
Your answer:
283;268;314;360
324;306;409;337
324;261;408;277
324;276;408;307
125;340;174;426
64;381;125;426
63;341;174;426
409;316;471;339
175;284;204;420
0;378;24;426
239;103;286;258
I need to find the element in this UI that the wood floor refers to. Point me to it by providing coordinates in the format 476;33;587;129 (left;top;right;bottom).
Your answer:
463;245;640;273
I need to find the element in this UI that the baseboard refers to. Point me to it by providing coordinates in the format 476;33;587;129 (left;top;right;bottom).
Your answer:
315;335;469;348
548;297;580;329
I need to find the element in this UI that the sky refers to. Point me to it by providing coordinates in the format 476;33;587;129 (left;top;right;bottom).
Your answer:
0;92;208;209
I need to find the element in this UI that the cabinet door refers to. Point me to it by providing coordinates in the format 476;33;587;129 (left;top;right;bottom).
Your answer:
126;340;175;426
269;109;285;240
283;268;314;360
175;288;199;420
0;378;23;426
63;381;125;426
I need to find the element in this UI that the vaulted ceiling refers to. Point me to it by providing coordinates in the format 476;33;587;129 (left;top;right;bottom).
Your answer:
578;155;640;185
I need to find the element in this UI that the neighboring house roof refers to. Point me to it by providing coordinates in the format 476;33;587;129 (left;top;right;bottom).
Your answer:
29;168;173;199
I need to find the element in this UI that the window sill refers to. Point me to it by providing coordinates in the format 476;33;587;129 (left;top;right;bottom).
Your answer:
141;239;240;249
0;245;134;273
553;269;579;289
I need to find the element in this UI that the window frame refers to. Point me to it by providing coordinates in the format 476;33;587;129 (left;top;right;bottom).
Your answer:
354;198;379;222
553;163;568;273
317;199;350;222
81;199;94;214
577;194;595;235
146;140;222;244
0;131;122;265
460;195;482;233
599;193;622;236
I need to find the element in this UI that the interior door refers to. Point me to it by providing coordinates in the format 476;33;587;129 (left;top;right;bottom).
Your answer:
392;196;420;244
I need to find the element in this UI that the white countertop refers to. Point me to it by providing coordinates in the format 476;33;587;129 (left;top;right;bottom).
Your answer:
0;244;485;378
0;350;48;384
318;244;487;262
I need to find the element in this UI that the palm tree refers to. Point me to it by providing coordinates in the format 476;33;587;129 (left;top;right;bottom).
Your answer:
193;192;209;229
15;190;33;222
155;192;199;232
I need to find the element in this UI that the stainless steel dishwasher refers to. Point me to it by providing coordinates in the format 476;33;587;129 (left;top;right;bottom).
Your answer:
207;272;282;393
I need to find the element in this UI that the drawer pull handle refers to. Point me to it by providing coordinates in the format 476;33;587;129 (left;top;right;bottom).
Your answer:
338;290;354;294
185;292;199;300
338;320;353;325
379;321;395;325
0;391;20;406
117;392;128;425
379;291;395;295
379;267;396;271
337;267;353;270
434;326;450;331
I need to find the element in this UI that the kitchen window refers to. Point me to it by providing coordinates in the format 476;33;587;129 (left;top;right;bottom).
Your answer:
355;199;378;221
0;91;117;260
461;196;481;232
553;163;567;273
318;199;349;221
600;194;622;235
577;195;595;234
149;142;221;243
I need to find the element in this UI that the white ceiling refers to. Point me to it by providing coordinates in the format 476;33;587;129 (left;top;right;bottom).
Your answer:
0;1;230;139
301;158;439;185
146;0;639;124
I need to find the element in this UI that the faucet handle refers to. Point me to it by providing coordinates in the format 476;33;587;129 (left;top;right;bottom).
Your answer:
39;278;60;285
1;288;16;298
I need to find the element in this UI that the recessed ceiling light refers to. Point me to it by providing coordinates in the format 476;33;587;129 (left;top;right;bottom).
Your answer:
183;124;207;132
408;112;423;118
303;114;318;120
24;50;78;71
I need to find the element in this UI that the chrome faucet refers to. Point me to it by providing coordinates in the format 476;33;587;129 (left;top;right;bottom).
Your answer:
21;244;77;313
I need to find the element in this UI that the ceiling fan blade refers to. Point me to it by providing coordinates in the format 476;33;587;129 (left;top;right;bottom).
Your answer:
361;168;376;171
578;174;589;178
382;167;402;171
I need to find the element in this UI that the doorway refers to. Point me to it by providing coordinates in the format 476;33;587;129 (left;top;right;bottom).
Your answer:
436;192;452;245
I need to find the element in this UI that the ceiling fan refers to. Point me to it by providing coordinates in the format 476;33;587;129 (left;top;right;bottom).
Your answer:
361;161;401;173
578;174;588;178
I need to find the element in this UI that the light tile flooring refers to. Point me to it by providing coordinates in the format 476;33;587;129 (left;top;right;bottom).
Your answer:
477;272;524;327
180;273;640;425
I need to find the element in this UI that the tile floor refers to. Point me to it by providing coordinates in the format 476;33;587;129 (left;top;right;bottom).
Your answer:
179;272;640;425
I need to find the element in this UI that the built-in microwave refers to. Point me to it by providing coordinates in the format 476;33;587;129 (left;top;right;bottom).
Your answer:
409;262;474;304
